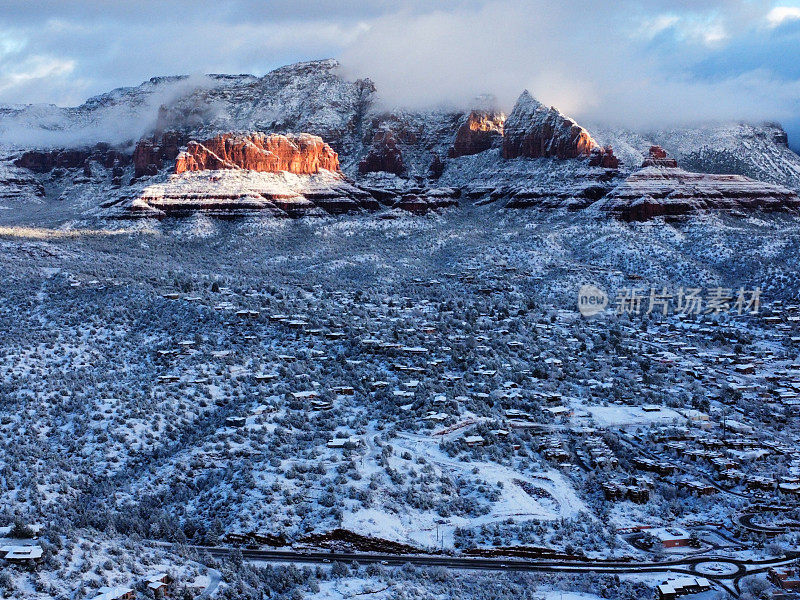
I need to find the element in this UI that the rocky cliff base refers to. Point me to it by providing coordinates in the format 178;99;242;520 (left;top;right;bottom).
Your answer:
127;170;459;218
592;147;800;220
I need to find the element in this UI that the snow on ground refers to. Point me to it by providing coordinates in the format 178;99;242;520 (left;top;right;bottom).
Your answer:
310;578;396;600
574;404;683;428
308;578;611;600
340;431;588;549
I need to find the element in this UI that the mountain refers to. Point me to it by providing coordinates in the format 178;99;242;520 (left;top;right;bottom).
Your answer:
592;146;800;220
1;59;800;224
502;91;597;160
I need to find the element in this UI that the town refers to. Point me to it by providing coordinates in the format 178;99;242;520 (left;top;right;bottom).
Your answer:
1;211;800;600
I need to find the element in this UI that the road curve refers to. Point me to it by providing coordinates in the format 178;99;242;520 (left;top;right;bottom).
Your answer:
179;544;794;583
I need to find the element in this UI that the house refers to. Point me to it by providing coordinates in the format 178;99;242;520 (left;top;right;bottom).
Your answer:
657;577;711;600
1;544;43;563
146;573;172;596
769;567;800;591
424;412;449;422
331;386;355;396
678;480;717;496
544;406;573;419
327;436;361;449
93;587;135;600
505;408;534;422
464;435;485;447
779;481;800;496
401;346;429;355
746;476;775;491
649;527;692;548
310;399;333;411
724;419;754;435
226;416;246;428
633;457;676;475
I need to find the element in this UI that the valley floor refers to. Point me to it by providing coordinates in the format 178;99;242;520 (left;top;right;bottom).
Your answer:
1;206;800;599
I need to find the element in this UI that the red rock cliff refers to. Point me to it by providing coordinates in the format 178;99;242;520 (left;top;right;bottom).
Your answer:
174;132;340;175
502;90;598;160
641;145;678;168
358;130;405;176
449;110;505;158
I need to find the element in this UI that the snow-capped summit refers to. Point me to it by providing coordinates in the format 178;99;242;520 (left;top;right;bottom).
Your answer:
2;58;800;224
502;90;598;160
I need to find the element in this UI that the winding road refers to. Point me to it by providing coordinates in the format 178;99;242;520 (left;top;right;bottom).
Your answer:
181;543;800;598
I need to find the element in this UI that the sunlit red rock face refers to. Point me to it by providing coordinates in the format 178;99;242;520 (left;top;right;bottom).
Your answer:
641;145;678;168
174;132;340;175
358;130;405;176
502;90;598;160
449;110;505;158
588;146;620;169
595;147;800;221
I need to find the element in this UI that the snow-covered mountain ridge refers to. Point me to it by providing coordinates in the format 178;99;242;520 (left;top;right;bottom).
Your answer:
1;58;800;224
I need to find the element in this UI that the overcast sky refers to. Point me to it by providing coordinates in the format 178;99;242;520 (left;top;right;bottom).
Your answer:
2;0;800;139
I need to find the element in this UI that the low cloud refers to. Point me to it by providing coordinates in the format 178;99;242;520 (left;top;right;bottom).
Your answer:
340;0;800;132
1;1;800;146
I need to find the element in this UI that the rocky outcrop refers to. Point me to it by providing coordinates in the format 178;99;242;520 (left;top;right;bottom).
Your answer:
393;187;460;214
358;130;404;176
502;91;598;160
174;132;339;175
594;148;800;221
14;144;130;173
428;154;445;179
588;146;620;169
0;161;45;204
449;110;505;158
133;131;186;178
125;169;458;219
641;145;677;168
129;170;375;218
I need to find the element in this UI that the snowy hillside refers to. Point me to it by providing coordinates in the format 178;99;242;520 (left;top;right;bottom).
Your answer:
595;122;800;191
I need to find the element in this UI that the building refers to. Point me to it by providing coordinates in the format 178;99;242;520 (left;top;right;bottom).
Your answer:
657;577;711;600
146;573;172;596
649;527;692;548
1;544;43;564
93;587;135;600
769;567;800;591
327;436;361;449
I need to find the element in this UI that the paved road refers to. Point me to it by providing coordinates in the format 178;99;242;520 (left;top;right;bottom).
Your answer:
183;543;794;582
175;542;800;600
736;507;800;536
197;568;221;599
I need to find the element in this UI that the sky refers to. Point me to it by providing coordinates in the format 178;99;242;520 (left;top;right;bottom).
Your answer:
1;0;800;143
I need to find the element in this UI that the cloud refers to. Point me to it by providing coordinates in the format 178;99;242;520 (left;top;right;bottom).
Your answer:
0;0;799;145
0;55;76;96
767;6;800;27
339;0;800;132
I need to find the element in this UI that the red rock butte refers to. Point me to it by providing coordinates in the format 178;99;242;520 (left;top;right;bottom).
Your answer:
502;91;599;160
174;132;340;175
449;110;506;158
